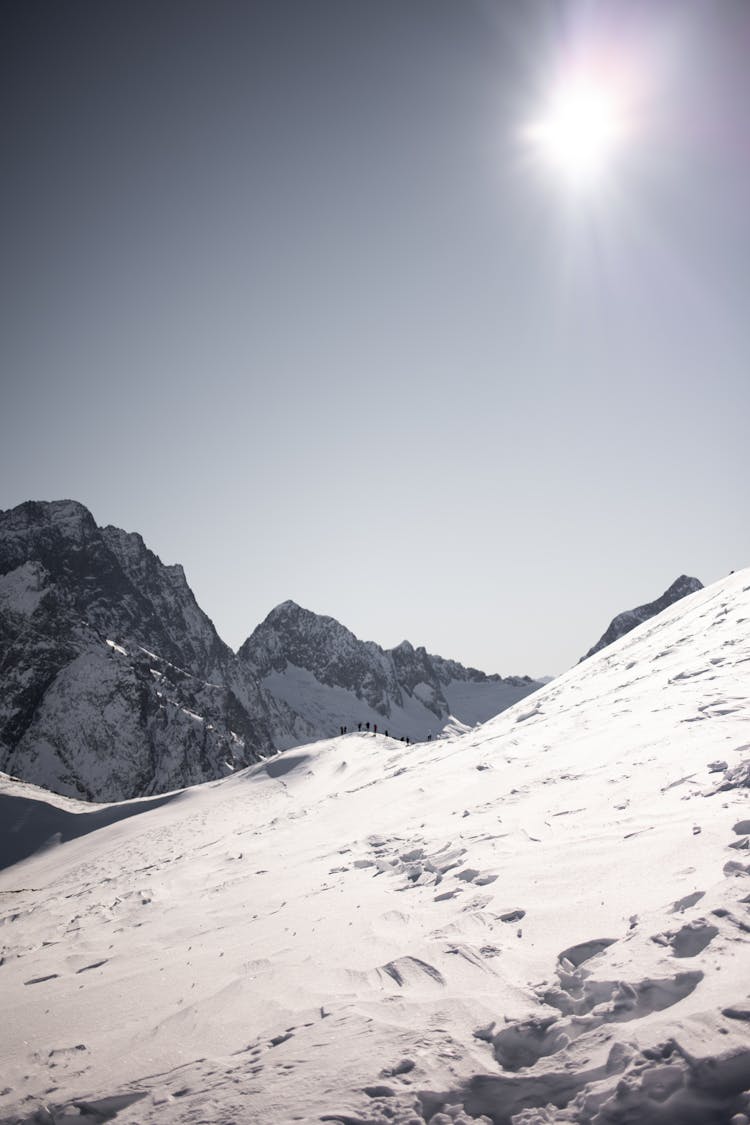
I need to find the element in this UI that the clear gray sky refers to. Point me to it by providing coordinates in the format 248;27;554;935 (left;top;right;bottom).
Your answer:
2;1;748;676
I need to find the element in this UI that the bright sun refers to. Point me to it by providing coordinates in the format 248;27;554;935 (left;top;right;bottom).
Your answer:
525;74;627;188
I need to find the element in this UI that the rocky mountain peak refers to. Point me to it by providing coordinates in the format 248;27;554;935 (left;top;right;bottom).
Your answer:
239;601;544;734
10;498;95;530
0;499;99;565
580;574;704;662
238;601;387;692
259;599;331;633
0;500;286;800
271;598;304;615
665;575;704;599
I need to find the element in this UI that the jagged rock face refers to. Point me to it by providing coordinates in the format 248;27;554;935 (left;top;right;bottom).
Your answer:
2;643;236;802
0;501;277;800
239;602;542;737
100;524;232;683
388;640;448;718
239;601;402;716
0;500;230;680
580;575;704;662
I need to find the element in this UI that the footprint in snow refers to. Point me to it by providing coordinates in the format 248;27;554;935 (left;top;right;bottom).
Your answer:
651;919;719;958
497;909;525;924
557;938;617;970
23;973;59;986
377;956;445;988
670;890;705;913
723;860;750;878
455;868;498;887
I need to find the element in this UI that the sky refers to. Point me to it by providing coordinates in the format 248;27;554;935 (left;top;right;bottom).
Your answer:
1;0;748;676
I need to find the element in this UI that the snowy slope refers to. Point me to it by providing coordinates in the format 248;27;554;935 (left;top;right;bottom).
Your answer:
1;572;749;1125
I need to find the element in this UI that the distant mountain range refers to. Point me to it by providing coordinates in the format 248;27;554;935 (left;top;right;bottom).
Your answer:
0;500;541;801
241;597;541;743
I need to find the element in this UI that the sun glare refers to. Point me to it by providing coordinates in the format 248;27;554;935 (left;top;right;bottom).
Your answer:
525;74;628;188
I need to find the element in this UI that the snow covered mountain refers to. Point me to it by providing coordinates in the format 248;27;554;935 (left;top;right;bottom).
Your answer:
580;574;704;661
1;569;748;1125
0;501;540;802
239;599;540;744
0;500;286;800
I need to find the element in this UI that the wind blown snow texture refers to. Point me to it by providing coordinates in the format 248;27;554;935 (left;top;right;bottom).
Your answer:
1;570;749;1124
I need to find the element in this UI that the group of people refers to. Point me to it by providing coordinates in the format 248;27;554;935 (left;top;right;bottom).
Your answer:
336;721;437;746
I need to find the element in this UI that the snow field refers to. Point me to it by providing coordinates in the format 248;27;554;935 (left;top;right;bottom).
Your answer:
0;571;749;1123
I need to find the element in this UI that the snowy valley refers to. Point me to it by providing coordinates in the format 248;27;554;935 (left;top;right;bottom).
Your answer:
1;569;749;1124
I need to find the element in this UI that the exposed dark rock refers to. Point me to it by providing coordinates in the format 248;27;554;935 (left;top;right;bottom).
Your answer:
580;575;703;662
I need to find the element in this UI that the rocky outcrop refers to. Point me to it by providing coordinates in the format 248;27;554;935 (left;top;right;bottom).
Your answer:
580;575;703;662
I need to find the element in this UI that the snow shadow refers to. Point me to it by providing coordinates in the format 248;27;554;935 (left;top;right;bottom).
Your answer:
262;752;312;779
0;790;182;871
